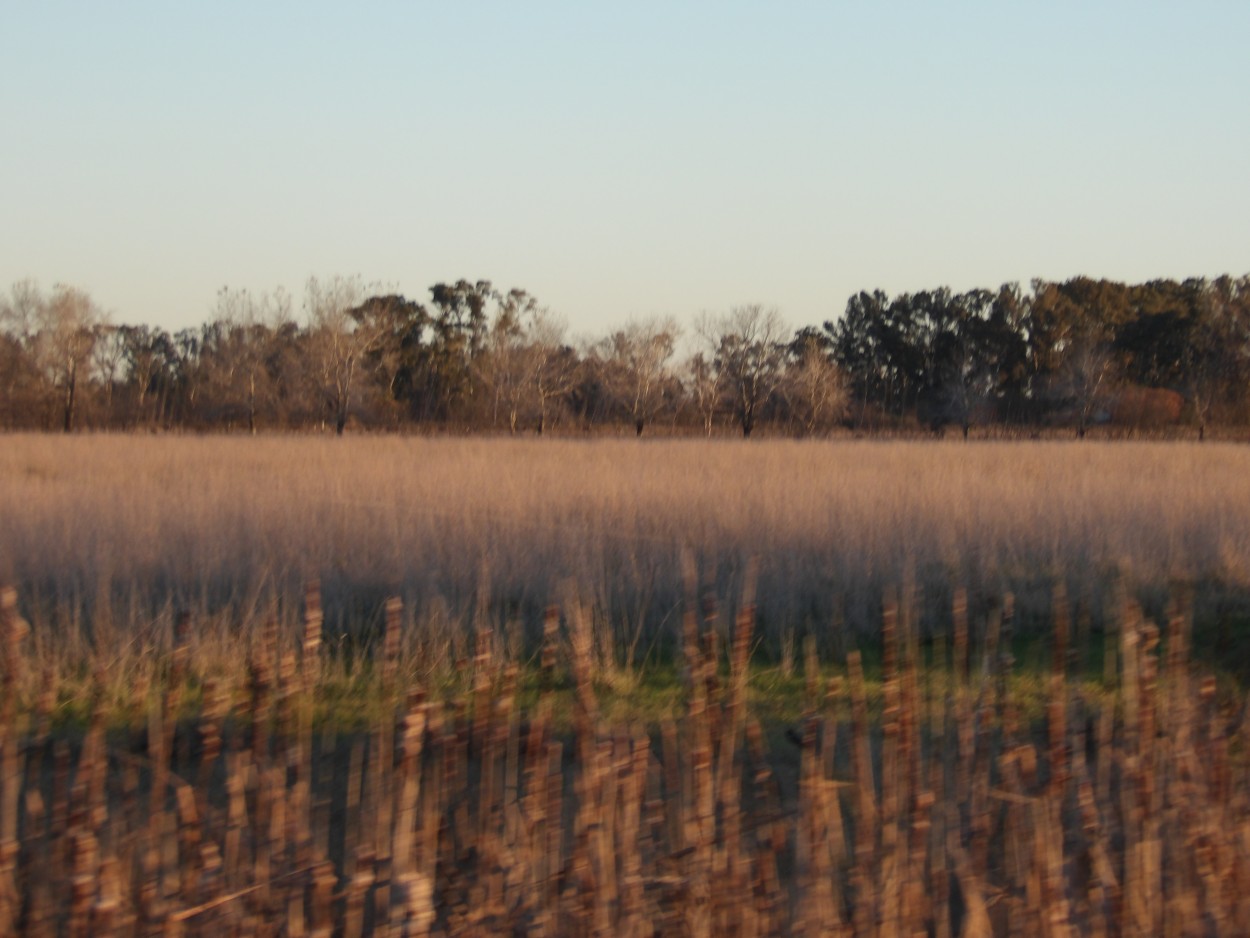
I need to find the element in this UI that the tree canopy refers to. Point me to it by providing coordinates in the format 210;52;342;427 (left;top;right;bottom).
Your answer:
2;274;1247;437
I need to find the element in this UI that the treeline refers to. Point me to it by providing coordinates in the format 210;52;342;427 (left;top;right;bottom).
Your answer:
1;274;1248;437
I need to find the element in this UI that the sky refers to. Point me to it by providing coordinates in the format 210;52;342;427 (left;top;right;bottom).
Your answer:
2;1;1248;338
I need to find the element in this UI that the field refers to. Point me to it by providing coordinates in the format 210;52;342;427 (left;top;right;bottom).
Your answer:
1;435;1249;934
4;435;1250;681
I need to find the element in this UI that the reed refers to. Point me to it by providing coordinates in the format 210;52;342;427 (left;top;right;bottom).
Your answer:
0;576;1247;934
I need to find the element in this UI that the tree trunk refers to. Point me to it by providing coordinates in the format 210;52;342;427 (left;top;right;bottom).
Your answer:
635;418;645;437
335;359;354;437
63;364;77;433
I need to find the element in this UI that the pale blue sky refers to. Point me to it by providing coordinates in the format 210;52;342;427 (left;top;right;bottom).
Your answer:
3;2;1247;336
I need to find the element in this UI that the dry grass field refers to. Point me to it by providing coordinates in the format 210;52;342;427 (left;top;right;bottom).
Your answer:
2;434;1249;672
2;435;1250;934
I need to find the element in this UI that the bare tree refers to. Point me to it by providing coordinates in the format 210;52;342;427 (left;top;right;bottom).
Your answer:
304;276;388;435
477;289;540;433
713;304;788;438
203;287;295;433
529;310;580;435
782;336;846;436
683;312;726;436
91;324;128;422
598;316;680;436
475;302;579;434
683;352;720;436
28;284;104;431
0;279;43;341
1052;329;1119;438
118;325;177;427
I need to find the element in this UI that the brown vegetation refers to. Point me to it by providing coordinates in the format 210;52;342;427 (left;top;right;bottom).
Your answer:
1;576;1247;935
2;436;1249;933
2;436;1249;670
1109;386;1186;429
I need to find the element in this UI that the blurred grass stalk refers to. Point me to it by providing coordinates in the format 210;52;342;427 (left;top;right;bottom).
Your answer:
0;579;1247;934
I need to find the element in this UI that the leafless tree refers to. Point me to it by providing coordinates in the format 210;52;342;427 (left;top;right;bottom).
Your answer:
27;284;104;431
597;316;680;436
529;310;580;435
91;324;127;420
203;287;295;433
116;325;177;427
683;352;719;437
683;312;726;436
0;279;43;342
477;289;540;433
304;276;388;434
712;304;788;438
1053;330;1119;438
782;341;846;436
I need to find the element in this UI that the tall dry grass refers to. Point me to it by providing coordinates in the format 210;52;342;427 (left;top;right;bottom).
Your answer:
1;434;1249;666
1;579;1248;935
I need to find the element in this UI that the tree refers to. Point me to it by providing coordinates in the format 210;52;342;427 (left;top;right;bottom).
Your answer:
684;351;722;437
168;327;206;423
0;280;42;341
30;284;103;431
421;279;494;420
349;293;429;427
831;289;923;421
429;280;492;358
118;324;178;427
781;328;846;435
0;281;46;427
90;324;128;423
1183;276;1250;439
597;316;680;436
468;292;579;434
201;287;296;432
681;312;727;436
1027;278;1132;404
918;287;1028;436
304;276;386;435
476;289;541;433
528;310;580;435
1114;279;1196;389
1052;328;1119;438
713;304;787;437
986;282;1033;422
